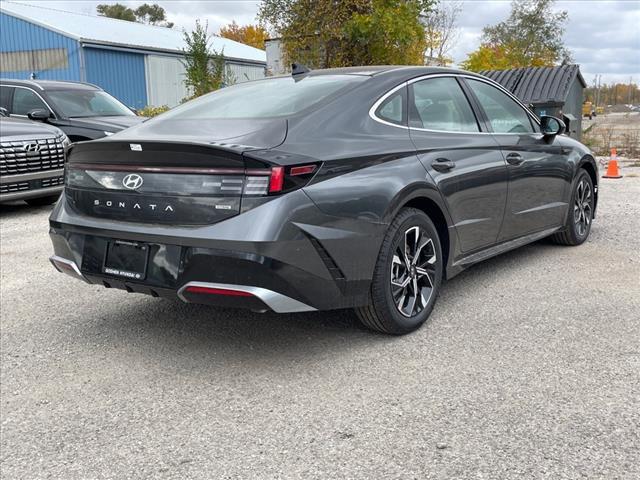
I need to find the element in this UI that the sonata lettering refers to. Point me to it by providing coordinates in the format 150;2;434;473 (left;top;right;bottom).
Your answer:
93;199;175;213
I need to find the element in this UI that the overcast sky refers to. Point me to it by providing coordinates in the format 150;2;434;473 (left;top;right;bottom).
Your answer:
14;0;640;85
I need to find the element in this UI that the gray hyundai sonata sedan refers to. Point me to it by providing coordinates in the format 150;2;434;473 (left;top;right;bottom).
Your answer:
49;66;598;334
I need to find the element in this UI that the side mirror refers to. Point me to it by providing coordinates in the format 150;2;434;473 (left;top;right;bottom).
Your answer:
129;107;138;115
0;107;8;117
540;115;565;137
27;108;53;122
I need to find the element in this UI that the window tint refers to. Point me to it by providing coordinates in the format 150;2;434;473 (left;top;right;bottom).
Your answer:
12;88;47;115
0;86;13;112
409;77;479;132
376;89;405;125
160;75;366;120
467;79;534;133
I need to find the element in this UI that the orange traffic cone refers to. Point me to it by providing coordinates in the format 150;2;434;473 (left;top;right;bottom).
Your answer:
604;148;622;178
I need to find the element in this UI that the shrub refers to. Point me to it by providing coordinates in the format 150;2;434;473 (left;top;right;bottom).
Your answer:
137;105;170;117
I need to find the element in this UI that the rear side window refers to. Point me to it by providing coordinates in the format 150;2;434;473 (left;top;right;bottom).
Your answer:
409;77;479;132
159;75;367;120
375;87;406;125
466;79;535;134
12;88;47;115
0;86;13;112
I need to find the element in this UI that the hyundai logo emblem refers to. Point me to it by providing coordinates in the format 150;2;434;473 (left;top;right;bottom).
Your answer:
23;143;40;155
122;173;144;190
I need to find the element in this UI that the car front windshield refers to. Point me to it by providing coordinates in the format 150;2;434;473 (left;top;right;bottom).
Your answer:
158;74;367;120
47;90;134;118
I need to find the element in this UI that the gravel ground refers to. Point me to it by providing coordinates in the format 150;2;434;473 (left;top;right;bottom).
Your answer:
1;170;639;480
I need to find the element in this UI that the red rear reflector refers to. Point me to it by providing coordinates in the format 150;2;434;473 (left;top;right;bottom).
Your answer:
290;164;317;176
269;166;284;193
185;286;253;297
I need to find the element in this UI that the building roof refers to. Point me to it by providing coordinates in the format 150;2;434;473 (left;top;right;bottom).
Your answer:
1;1;266;64
479;65;587;105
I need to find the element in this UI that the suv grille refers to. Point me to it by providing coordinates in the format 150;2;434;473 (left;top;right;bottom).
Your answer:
0;136;66;175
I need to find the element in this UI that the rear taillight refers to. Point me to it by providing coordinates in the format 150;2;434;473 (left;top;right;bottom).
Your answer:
244;163;320;196
269;166;285;193
290;165;317;176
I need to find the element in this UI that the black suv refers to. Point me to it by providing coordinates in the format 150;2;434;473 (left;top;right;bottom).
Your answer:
0;80;144;141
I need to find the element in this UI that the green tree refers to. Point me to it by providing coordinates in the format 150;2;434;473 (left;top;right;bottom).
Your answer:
182;20;232;99
343;0;428;66
134;3;174;28
96;3;136;22
461;0;572;71
96;3;173;28
258;0;435;69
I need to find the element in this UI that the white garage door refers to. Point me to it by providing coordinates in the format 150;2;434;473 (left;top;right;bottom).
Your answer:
226;63;266;84
145;55;190;108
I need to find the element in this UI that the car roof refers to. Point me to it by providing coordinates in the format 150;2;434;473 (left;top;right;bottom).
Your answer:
0;79;101;91
306;65;477;78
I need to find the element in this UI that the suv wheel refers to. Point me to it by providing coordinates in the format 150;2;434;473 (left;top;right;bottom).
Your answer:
356;208;443;335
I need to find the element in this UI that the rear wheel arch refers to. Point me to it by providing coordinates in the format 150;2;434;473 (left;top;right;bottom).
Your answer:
399;195;451;275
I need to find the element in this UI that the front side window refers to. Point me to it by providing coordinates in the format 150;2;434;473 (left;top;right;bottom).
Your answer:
47;90;134;118
0;86;14;112
466;79;535;134
12;88;47;115
158;75;367;120
409;77;479;132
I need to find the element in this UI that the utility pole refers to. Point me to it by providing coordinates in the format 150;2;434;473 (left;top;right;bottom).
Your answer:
629;76;633;106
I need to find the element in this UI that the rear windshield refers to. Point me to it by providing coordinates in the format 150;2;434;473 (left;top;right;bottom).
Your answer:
159;75;367;120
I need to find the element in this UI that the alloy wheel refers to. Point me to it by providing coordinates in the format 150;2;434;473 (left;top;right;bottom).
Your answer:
390;226;437;318
573;179;592;237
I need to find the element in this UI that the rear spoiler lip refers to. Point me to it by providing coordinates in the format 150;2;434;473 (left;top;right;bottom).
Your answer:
67;163;271;176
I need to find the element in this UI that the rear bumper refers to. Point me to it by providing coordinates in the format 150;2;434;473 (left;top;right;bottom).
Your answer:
50;254;315;312
48;189;387;312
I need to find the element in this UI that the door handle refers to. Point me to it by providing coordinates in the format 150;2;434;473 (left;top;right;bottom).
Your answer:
432;158;455;172
506;152;524;165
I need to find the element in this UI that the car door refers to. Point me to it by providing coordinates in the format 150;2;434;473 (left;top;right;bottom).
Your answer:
407;75;508;254
464;78;572;241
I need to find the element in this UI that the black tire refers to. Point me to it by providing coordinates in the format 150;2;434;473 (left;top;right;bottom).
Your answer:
25;195;59;207
551;169;594;246
355;208;443;335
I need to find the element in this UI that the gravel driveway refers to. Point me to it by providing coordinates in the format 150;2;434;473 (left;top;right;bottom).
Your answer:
1;170;639;479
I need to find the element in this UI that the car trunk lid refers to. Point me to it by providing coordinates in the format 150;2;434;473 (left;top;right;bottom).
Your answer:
64;119;287;225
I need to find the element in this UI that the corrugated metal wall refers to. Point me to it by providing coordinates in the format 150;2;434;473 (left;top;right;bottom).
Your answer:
226;62;265;83
145;55;189;107
0;12;81;81
84;47;147;109
145;56;265;108
564;79;584;140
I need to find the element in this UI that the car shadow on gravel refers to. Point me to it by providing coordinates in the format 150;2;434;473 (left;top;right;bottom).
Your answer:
68;237;563;363
0;201;54;219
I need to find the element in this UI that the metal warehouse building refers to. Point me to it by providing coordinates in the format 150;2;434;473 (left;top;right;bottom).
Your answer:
0;2;266;108
481;65;586;140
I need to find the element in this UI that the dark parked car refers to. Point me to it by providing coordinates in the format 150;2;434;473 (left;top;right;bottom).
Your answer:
0;79;144;141
48;66;598;334
1;113;69;205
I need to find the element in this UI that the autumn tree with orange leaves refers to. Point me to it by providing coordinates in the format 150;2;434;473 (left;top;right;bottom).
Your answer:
219;21;268;50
